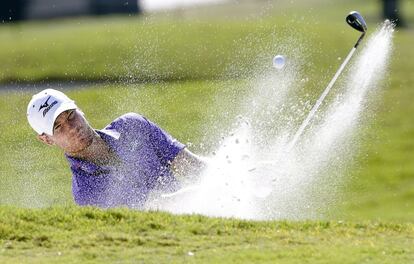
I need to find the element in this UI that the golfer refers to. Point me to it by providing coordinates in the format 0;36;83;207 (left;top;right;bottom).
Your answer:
27;89;205;208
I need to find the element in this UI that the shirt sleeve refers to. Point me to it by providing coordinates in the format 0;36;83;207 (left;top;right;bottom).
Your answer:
143;117;186;167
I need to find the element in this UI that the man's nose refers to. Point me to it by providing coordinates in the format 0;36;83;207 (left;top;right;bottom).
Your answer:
68;121;81;135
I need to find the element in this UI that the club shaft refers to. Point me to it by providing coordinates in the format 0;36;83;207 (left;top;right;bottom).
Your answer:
354;32;366;48
286;45;358;152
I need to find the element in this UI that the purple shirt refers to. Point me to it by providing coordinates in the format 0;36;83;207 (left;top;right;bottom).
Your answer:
65;113;185;208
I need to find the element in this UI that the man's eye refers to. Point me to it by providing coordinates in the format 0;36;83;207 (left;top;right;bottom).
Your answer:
68;111;75;120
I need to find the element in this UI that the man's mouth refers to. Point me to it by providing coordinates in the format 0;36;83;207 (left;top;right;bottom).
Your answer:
77;132;90;142
80;133;92;140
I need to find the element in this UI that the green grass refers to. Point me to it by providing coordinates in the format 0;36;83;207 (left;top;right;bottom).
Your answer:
0;0;414;262
0;207;413;263
1;0;411;83
339;25;414;222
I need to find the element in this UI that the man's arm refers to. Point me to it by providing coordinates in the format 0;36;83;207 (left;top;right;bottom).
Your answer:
170;148;207;183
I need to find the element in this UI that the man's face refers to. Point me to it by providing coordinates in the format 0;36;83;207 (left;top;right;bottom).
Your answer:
42;109;95;154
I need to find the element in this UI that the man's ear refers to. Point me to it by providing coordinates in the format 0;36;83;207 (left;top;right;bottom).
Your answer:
37;134;55;146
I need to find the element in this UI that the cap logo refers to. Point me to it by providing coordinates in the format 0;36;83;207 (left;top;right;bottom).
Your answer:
38;96;58;117
38;96;51;112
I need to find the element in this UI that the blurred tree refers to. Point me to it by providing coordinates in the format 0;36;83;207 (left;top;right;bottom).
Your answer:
0;0;25;23
90;0;140;16
382;0;405;27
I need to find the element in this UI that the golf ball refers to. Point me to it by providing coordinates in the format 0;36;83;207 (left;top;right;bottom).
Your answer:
272;55;285;69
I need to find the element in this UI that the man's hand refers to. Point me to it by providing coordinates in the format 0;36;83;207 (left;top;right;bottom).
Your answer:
170;148;207;183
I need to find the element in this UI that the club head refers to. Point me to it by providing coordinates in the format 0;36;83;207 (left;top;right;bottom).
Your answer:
346;11;367;33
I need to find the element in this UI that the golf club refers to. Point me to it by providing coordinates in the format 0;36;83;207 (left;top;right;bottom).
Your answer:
285;11;368;152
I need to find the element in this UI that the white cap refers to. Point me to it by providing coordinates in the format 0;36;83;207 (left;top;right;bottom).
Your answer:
27;89;78;135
